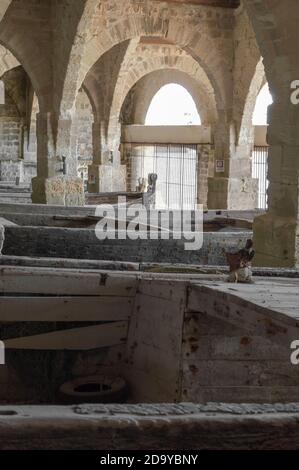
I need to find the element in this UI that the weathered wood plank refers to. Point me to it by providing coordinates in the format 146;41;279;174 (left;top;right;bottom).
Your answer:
0;266;137;296
0;297;133;321
182;359;299;387
126;279;186;402
4;322;128;350
195;280;299;317
187;284;299;348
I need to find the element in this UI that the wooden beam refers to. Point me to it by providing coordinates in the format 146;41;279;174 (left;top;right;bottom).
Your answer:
4;322;128;350
0;296;133;322
0;267;137;296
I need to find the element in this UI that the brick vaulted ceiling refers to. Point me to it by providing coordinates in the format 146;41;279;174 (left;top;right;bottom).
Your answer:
152;0;240;7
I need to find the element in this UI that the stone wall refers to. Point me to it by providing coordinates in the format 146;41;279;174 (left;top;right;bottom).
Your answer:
0;66;39;185
0;92;21;182
74;89;93;182
2;225;252;265
197;144;214;208
0;160;20;183
74;89;93;162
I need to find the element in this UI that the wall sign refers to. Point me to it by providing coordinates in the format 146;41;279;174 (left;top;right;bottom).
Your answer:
216;160;225;173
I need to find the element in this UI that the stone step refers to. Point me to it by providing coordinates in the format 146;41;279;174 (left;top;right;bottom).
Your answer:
1;403;299;450
1;255;299;278
1;225;252;264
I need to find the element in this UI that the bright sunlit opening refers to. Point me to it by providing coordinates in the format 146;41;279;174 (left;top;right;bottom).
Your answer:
252;83;273;125
145;83;201;125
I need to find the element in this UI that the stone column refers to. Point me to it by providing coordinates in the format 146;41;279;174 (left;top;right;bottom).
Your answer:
57;117;78;178
88;118;126;193
197;144;214;209
31;112;84;205
208;117;258;210
253;102;299;267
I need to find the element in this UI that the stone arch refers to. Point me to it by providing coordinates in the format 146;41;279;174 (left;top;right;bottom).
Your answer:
0;27;50;112
243;0;298;124
0;65;40;156
0;44;19;78
0;2;13;107
238;57;266;146
82;39;220;153
109;53;219;135
0;65;39;184
60;0;233;120
1;66;27;117
83;39;137;122
54;0;99;119
57;1;233;181
120;70;214;126
0;0;57;197
232;4;263;144
119;71;214;209
0;48;26;117
0;0;12;21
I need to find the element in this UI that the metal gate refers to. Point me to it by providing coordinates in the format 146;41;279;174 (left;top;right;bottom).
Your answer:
252;145;268;209
125;143;198;210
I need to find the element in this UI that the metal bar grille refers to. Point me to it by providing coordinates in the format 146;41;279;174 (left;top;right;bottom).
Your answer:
125;143;198;210
252;145;269;209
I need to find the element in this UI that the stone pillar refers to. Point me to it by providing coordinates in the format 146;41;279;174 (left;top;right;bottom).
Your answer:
253;103;299;267
31;112;84;205
207;118;229;209
197;144;214;209
208;118;258;210
57;117;78;178
88;118;126;193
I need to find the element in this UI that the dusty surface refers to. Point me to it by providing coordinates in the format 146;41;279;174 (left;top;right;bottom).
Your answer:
0;403;298;450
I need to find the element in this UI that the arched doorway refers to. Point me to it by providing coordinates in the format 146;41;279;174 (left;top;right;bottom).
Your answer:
252;83;273;209
129;83;202;210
